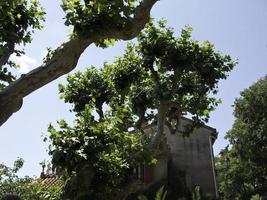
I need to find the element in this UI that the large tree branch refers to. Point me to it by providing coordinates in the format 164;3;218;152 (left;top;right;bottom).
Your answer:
0;38;90;126
109;0;159;40
0;0;159;126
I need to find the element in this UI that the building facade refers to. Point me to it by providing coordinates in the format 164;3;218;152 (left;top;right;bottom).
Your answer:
141;117;218;199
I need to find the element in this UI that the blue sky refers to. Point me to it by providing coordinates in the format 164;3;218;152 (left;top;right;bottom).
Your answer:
0;0;266;177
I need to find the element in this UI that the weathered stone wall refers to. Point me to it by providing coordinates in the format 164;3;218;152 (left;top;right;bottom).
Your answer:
165;118;218;198
152;157;168;183
145;118;218;198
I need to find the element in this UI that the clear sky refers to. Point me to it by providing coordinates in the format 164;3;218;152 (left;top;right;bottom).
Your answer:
0;0;266;177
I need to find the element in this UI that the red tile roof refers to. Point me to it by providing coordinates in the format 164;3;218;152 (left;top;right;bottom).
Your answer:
33;175;63;190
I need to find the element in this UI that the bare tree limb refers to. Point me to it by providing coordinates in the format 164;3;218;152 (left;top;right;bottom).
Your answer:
0;0;159;126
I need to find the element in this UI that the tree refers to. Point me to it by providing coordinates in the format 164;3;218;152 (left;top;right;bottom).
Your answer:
46;21;235;199
216;76;267;199
47;106;153;200
216;147;258;199
0;158;61;200
0;0;159;126
0;0;45;89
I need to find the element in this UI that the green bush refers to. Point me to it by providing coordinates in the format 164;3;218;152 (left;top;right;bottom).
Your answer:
0;159;60;200
250;194;262;200
138;186;167;200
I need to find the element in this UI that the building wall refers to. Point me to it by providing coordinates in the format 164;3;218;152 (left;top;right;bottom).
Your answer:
166;119;217;198
152;157;168;183
146;119;218;198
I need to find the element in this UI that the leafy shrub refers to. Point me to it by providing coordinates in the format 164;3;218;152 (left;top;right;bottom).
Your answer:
138;186;167;200
250;194;262;200
0;159;60;200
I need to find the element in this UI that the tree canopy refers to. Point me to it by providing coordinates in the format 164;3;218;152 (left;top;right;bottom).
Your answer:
0;0;158;126
216;76;267;199
59;21;235;141
0;0;45;90
46;21;235;199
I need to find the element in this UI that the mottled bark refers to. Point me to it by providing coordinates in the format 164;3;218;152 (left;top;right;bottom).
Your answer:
0;0;159;126
151;100;169;148
0;38;89;126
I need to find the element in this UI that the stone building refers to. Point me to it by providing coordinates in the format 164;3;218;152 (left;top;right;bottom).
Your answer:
136;117;218;199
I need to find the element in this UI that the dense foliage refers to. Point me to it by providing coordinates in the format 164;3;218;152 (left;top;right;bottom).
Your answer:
0;158;60;200
47;106;152;200
0;0;158;126
216;76;267;199
62;0;139;38
47;21;235;199
0;0;45;90
60;21;235;132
